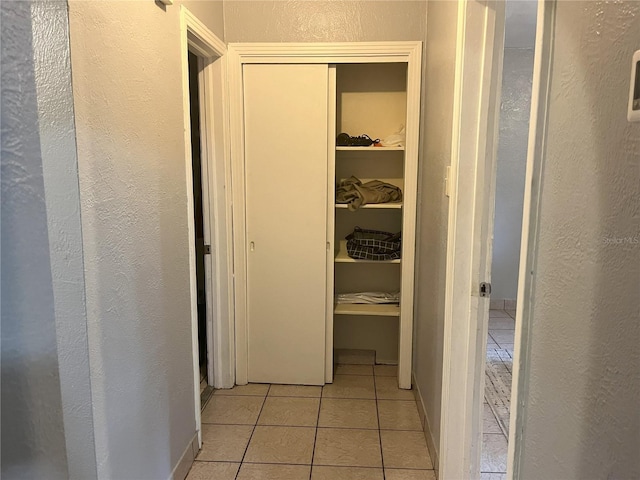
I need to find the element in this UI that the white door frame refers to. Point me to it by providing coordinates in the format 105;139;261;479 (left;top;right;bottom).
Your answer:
440;0;553;478
179;6;235;444
507;1;555;477
227;42;422;388
438;0;506;477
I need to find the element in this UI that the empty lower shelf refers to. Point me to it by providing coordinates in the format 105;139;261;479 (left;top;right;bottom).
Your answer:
334;303;400;317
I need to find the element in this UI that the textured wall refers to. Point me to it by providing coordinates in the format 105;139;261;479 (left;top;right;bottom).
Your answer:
504;0;537;49
491;0;536;302
412;0;459;461
521;1;640;478
182;0;224;39
491;47;535;301
0;2;69;478
223;1;426;42
67;1;223;478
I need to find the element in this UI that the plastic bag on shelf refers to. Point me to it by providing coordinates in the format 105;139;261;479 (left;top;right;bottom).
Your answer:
380;125;406;147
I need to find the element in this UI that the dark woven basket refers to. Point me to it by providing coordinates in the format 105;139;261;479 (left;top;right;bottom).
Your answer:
346;227;401;261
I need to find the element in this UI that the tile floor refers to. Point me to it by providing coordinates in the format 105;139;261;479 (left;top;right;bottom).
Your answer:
481;309;516;479
188;365;435;480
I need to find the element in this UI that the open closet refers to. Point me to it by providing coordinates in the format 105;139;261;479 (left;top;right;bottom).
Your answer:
229;42;422;390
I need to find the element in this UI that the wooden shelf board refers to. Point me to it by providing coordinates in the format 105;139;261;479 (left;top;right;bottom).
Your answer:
334;303;400;317
336;146;404;151
335;203;402;210
334;240;401;264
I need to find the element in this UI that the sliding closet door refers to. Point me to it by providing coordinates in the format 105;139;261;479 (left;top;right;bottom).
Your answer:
243;64;329;385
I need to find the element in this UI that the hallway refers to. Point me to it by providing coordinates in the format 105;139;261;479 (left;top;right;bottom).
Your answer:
187;366;435;480
481;308;516;478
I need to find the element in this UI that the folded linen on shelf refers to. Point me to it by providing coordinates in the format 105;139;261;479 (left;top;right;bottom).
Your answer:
336;176;402;211
335;292;400;304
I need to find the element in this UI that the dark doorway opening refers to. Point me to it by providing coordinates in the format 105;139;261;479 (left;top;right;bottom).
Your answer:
188;51;213;409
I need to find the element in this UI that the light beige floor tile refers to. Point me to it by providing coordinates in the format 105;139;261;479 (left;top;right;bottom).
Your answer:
481;433;508;473
489;330;515;346
269;384;322;398
375;376;414;400
483;404;502;434
374;365;398;377
314;428;382;468
322;375;375;399
489;309;510;318
201;395;264;425
312;465;384;480
336;364;374;375
237;463;311;480
186;461;240;480
385;469;436;480
196;424;253;461
506;310;516;319
214;383;269;397
380;431;433;469
378;400;422;431
489;316;516;330
244;425;315;464
258;397;320;427
318;398;378;429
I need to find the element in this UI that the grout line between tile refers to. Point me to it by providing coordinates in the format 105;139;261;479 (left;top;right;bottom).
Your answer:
235;384;270;480
372;373;386;480
308;392;323;479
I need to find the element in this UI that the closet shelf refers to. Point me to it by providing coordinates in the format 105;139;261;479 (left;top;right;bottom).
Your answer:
334;240;401;264
334;303;400;317
336;146;404;151
335;203;402;210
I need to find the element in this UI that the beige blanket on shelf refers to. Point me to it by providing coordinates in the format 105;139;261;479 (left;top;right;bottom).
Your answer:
335;176;402;211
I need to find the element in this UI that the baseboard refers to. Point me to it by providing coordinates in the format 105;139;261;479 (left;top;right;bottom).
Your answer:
412;372;439;475
489;298;517;310
169;432;199;480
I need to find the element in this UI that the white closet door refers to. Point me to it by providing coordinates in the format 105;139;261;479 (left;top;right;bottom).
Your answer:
243;64;329;385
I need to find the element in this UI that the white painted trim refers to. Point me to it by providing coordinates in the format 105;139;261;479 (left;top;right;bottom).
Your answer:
228;41;423;60
180;6;232;448
507;1;556;477
439;1;506;478
228;42;422;387
325;65;337;384
227;45;248;385
399;43;422;389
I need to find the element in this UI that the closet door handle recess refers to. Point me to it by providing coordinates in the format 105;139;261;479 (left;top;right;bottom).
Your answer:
250;241;255;252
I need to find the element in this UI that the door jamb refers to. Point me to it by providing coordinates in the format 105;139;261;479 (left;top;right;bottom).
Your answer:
507;1;556;477
438;0;506;477
180;6;234;446
440;0;553;478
